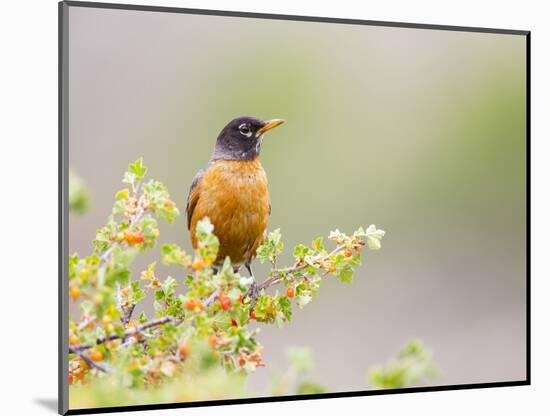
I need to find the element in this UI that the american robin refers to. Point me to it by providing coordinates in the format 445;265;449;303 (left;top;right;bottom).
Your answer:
186;116;285;277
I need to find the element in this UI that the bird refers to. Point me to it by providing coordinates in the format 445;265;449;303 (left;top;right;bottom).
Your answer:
186;116;285;279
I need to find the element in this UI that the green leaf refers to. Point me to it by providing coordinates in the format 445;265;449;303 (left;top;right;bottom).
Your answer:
365;224;386;250
368;339;438;389
293;244;312;259
311;237;324;252
115;188;130;200
161;276;177;298
276;295;292;321
161;244;190;267
296;381;327;395
68;171;90;215
336;264;354;283
287;348;313;374
138;311;147;323
367;236;381;250
128;158;147;180
256;228;284;264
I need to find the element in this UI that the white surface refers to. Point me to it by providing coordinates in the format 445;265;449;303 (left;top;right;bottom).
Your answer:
0;0;546;414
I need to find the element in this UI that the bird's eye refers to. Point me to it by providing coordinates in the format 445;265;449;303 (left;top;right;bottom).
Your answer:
238;123;252;137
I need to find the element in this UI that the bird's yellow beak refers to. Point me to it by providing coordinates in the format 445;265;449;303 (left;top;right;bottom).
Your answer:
256;119;285;137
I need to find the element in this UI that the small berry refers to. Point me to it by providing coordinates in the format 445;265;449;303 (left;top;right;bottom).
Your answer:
125;231;144;246
79;268;89;282
78;359;89;370
286;287;295;298
69;334;79;346
208;334;219;347
191;260;204;271
163;200;175;209
93;293;104;305
344;248;353;257
249;310;256;320
185;299;204;312
220;298;232;311
70;286;80;301
177;337;190;359
88;350;103;362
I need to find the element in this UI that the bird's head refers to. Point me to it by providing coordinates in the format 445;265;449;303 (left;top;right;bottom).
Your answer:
212;116;285;161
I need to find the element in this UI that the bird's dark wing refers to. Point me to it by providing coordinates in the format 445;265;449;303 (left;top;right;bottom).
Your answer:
186;166;206;230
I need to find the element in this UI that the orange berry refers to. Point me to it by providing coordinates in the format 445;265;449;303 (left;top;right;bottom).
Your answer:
125;232;144;246
88;350;103;362
344;248;353;257
68;374;74;384
79;268;89;282
208;334;219;347
177;337;190;359
220;298;232;311
78;359;89;370
249;310;256;320
163;200;175;209
185;299;204;312
286;287;295;298
70;286;80;301
191;260;204;270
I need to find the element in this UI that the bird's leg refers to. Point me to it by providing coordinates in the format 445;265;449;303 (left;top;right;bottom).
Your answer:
244;261;261;310
245;262;254;279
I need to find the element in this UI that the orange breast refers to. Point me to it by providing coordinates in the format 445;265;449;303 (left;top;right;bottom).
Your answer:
189;159;270;265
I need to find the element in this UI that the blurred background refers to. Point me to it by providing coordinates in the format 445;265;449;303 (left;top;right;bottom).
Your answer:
68;6;527;394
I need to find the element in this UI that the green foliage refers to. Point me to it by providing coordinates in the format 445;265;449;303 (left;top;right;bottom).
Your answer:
68;158;387;408
271;348;328;396
368;339;439;389
69;171;90;215
256;228;283;265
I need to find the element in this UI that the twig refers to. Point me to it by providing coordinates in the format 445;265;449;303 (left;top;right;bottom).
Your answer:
204;287;221;307
69;346;110;373
98;193;147;265
71;316;175;351
255;244;345;292
121;303;136;325
77;316;96;332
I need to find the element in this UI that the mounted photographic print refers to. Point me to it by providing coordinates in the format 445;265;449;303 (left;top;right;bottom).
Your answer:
59;1;530;414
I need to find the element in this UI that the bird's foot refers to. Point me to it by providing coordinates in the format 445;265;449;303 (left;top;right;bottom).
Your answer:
245;281;261;312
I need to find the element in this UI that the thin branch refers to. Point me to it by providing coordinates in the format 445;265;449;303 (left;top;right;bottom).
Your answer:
77;316;96;332
121;303;136;326
204;287;221;307
69;346;110;373
255;244;345;292
71;316;175;352
98;193;148;265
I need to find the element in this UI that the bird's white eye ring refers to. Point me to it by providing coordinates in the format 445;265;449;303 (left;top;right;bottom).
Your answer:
238;123;252;138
